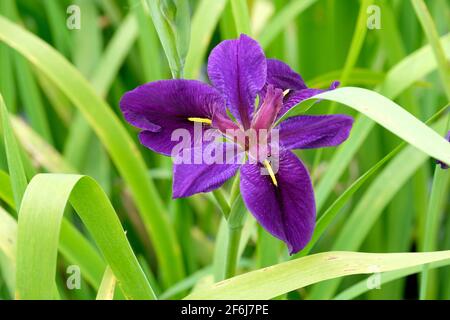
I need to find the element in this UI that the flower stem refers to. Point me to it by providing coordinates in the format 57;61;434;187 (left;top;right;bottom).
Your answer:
224;225;243;279
217;173;246;279
211;172;246;279
212;189;231;218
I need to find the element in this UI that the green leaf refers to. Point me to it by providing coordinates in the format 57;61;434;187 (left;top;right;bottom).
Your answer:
160;266;213;299
420;155;450;299
128;2;163;81
184;0;227;79
0;170;14;209
11;117;76;173
411;0;450;299
0;206;16;265
258;0;318;49
96;266;117;300
0;206;15;295
185;250;450;300
0;15;184;288
307;68;385;89
315;33;450;212
335;258;450;300
280;87;450;164
295;104;449;260
63;12;138;171
308;116;447;299
146;0;190;78
412;0;450;99
2;0;53;144
0;95;27;209
230;0;251;35
16;174;155;300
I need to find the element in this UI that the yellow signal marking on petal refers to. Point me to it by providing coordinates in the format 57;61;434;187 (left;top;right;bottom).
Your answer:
283;89;290;96
187;117;212;124
263;159;278;187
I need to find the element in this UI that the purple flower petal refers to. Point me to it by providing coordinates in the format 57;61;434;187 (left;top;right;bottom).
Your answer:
173;143;244;198
240;150;315;254
278;81;340;118
207;34;267;129
266;58;307;91
278;114;353;150
120;79;225;156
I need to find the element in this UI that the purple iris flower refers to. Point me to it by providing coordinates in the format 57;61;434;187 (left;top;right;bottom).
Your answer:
120;34;353;254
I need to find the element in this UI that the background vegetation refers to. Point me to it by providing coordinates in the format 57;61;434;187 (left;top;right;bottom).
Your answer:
0;0;449;300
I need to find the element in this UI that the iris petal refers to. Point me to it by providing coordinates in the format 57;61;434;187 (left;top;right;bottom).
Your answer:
240;150;315;254
207;34;267;129
120;79;225;155
266;58;307;91
278;81;340;119
173;143;244;198
278;114;353;150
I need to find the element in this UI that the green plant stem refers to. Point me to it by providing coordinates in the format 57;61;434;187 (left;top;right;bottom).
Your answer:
212;189;230;218
224;225;242;279
420;159;450;299
229;171;241;204
224;192;246;279
212;172;246;279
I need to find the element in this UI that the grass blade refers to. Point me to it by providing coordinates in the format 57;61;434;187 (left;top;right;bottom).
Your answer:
184;0;227;79
280;87;450;164
315;33;450;212
230;0;251;35
16;174;155;300
308;116;447;299
258;0;318;49
185;250;450;300
96;266;117;300
0;95;27;208
334;258;450;300
0;15;184;287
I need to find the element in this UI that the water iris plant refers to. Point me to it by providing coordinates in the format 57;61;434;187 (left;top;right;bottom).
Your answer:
120;34;353;253
2;0;450;302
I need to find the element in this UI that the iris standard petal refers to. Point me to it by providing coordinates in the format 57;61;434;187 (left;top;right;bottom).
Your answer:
120;79;225;156
278;81;340;118
278;114;353;150
207;34;267;129
173;143;244;198
240;150;315;254
266;58;307;91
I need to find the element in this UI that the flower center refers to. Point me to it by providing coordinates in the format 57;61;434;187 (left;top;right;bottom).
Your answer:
250;85;284;131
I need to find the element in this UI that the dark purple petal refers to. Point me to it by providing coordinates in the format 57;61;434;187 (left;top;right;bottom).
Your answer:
436;131;450;169
207;34;267;129
120;79;225;156
173;143;244;198
278;81;340;118
277;114;353;150
240;150;315;254
266;58;307;91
